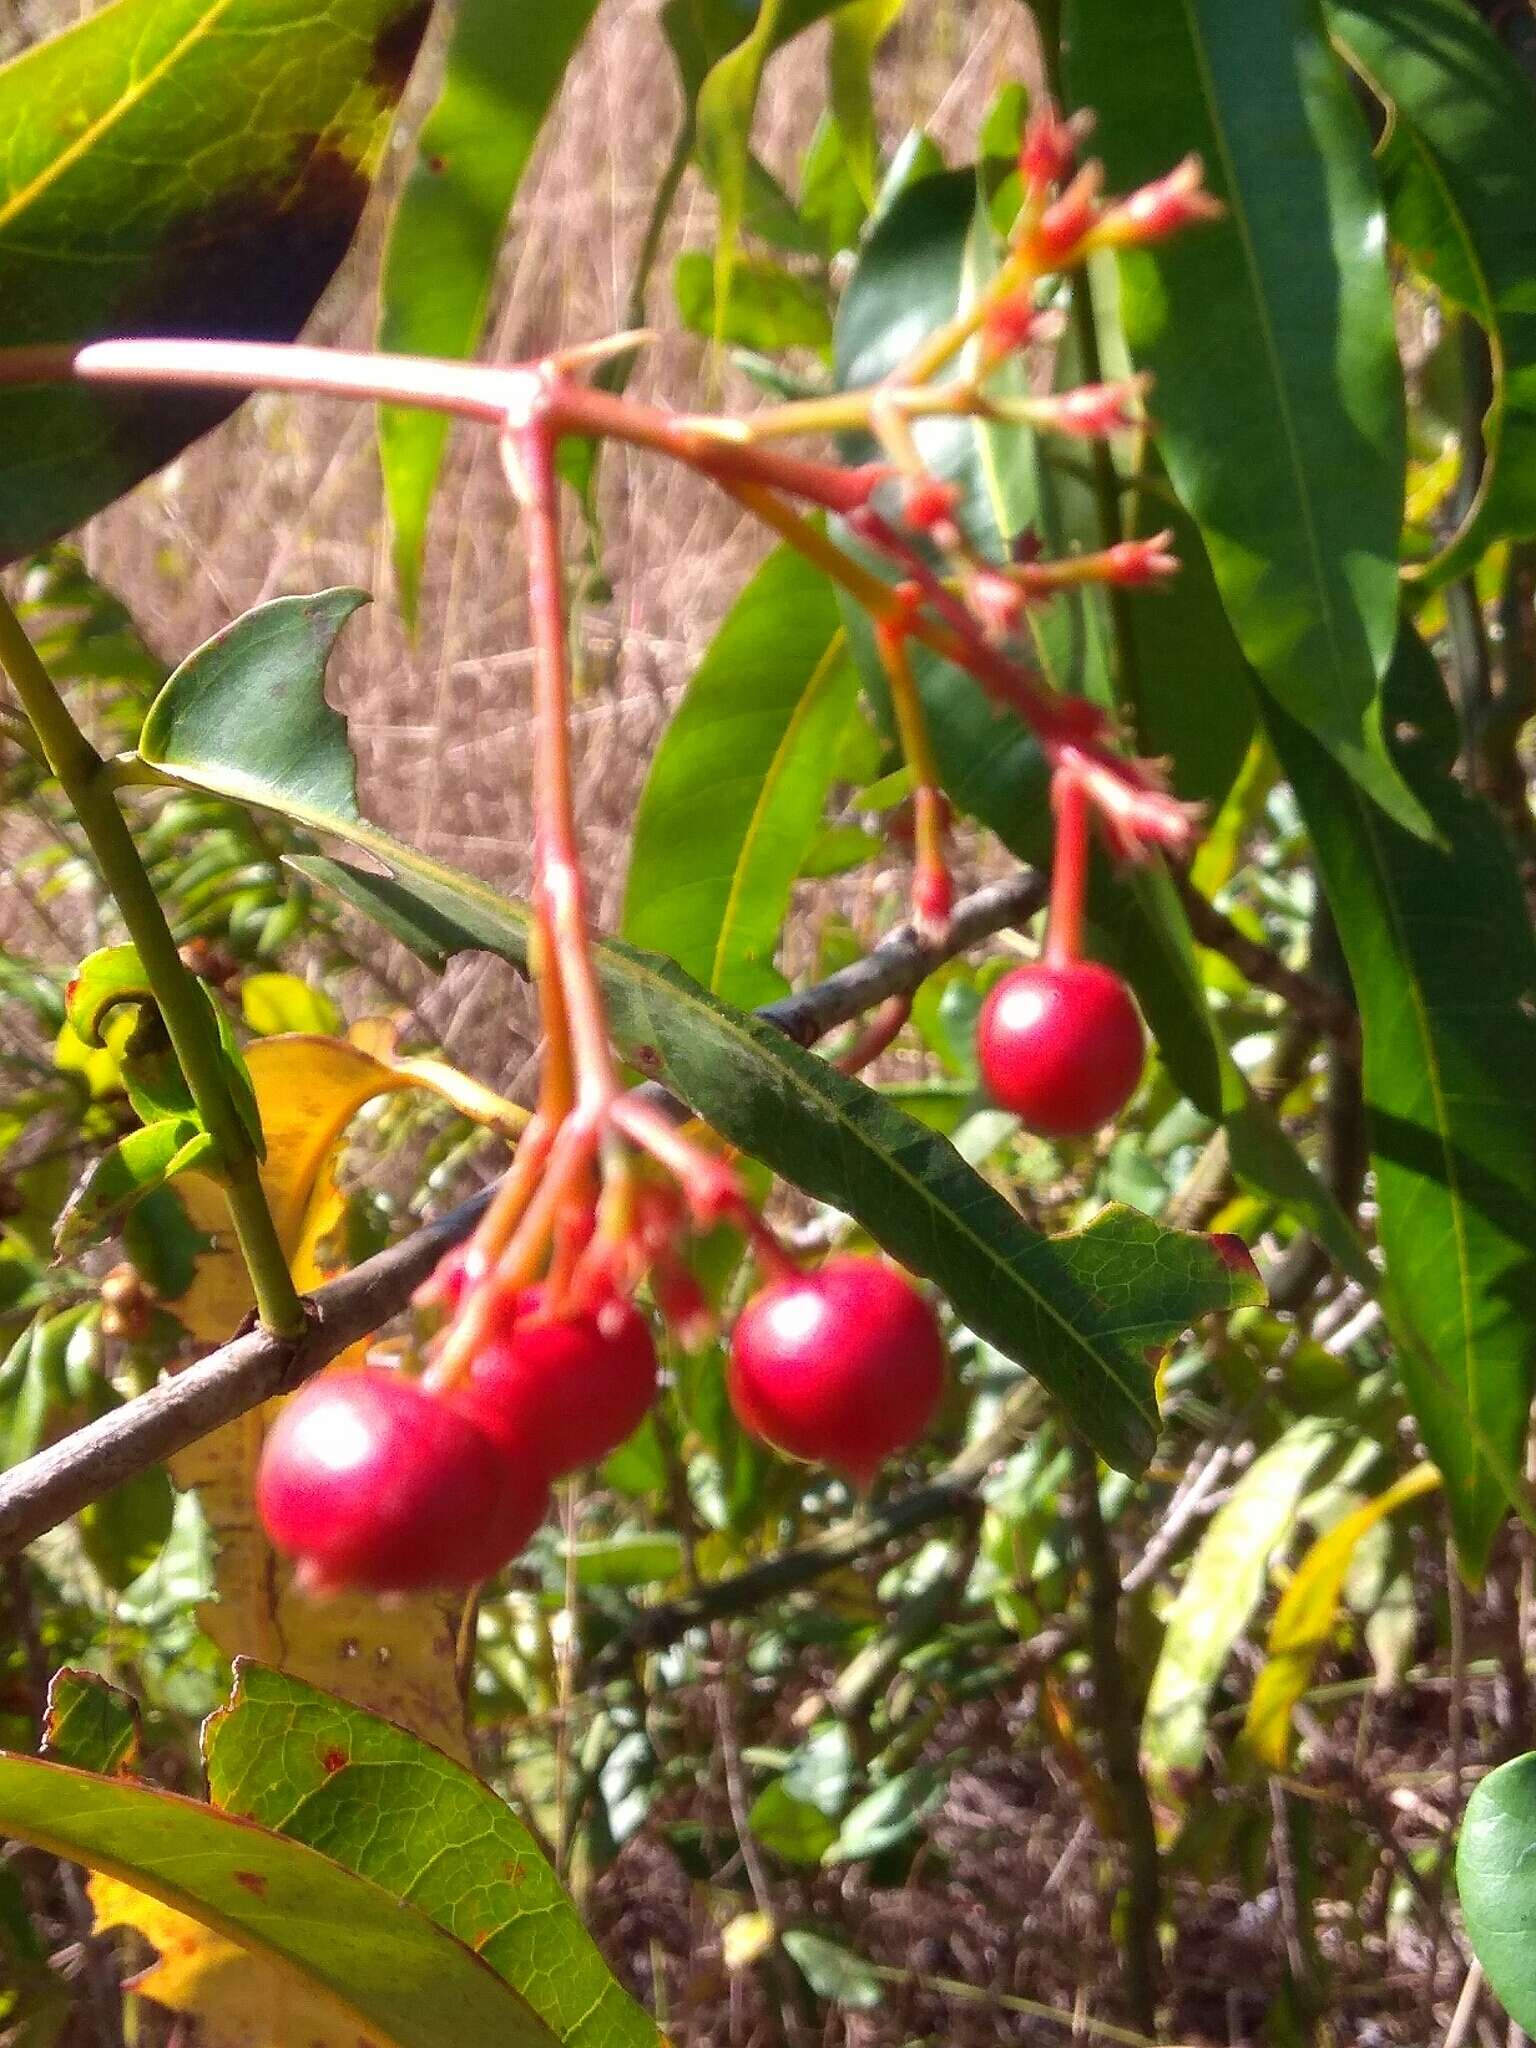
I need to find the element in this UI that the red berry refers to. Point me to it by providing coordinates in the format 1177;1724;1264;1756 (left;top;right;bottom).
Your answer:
976;960;1144;1137
448;1285;658;1478
256;1367;547;1595
727;1255;946;1485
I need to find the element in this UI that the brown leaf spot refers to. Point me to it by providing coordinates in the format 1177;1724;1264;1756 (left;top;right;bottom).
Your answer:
369;2;432;96
502;1860;526;1885
322;1747;347;1774
232;1870;267;1896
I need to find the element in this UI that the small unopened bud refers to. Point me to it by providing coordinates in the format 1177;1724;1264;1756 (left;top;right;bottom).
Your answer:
981;294;1063;367
901;476;962;532
1029;163;1103;269
1035;377;1148;439
1093;156;1222;250
967;567;1027;638
1018;102;1095;195
1101;531;1178;585
178;937;241;988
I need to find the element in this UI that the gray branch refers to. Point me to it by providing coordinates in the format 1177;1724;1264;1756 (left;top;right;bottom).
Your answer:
0;869;1046;1558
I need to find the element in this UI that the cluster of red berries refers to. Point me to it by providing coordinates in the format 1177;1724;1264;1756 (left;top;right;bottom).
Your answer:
256;1252;946;1594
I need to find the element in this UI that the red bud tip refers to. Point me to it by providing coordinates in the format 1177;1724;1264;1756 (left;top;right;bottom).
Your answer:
982;293;1060;363
1102;532;1179;585
967;567;1027;638
1095;156;1223;249
901;476;962;531
1037;378;1147;439
1018;103;1095;195
1029;162;1103;268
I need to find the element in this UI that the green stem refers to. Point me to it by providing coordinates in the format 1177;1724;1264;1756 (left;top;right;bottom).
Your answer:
0;590;304;1337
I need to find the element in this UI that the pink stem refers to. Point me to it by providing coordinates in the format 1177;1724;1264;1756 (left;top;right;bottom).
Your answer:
1046;770;1089;967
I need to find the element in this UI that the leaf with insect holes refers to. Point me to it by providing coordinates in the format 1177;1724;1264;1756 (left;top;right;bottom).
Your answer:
1260;627;1536;1570
142;589;1263;1469
1065;0;1425;837
377;0;601;621
0;0;431;559
624;547;860;1008
1326;0;1536;585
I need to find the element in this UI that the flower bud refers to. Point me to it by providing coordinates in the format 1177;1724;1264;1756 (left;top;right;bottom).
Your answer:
1018;103;1095;195
1092;156;1222;250
1034;378;1147;439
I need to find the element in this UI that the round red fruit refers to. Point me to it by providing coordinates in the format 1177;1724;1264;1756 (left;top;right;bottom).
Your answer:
976;959;1143;1137
256;1367;547;1594
727;1255;946;1485
449;1286;658;1478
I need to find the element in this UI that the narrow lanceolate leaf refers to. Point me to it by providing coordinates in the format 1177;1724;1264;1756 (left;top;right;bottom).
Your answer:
377;0;600;620
1243;1463;1440;1767
1259;628;1536;1570
1141;1418;1338;1838
623;548;859;1008
1326;0;1536;584
1065;0;1422;835
205;1665;659;2048
0;1758;558;2048
0;0;430;558
1461;1755;1536;2034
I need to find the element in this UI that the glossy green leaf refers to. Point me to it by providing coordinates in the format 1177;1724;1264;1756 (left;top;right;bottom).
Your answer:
1460;1753;1536;2032
143;590;1260;1468
0;0;429;558
55;1117;214;1257
673;251;833;354
1259;628;1536;1569
42;1670;140;1776
376;0;600;621
0;1757;559;2048
1064;0;1420;834
205;1664;658;2047
1327;0;1536;583
623;547;858;1006
1141;1417;1338;1837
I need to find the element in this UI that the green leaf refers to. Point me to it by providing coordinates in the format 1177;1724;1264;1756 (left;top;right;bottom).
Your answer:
673;251;833;354
1460;1753;1536;2032
782;1929;885;2010
140;591;371;835
0;1755;559;2048
0;0;429;558
42;1670;141;1777
376;0;601;621
748;1780;839;1864
1258;627;1536;1569
145;591;1260;1469
1064;0;1422;835
55;1117;214;1257
239;972;343;1038
1327;0;1536;583
827;0;907;206
1140;1417;1338;1838
823;1763;942;1863
205;1663;657;2047
566;1531;686;1590
623;548;859;1006
79;1464;177;1591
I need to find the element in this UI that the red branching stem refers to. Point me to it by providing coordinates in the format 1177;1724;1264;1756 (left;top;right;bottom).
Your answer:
1046;768;1089;967
502;421;622;1118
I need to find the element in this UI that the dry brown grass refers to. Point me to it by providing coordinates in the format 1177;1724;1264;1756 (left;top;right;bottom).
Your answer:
6;0;1033;1087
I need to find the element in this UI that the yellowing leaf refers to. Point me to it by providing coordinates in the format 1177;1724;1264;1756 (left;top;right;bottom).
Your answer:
53;1018;121;1101
89;1878;386;2048
1242;1463;1440;1768
240;973;343;1038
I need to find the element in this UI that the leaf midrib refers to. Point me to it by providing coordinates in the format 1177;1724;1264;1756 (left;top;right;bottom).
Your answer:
0;0;240;235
